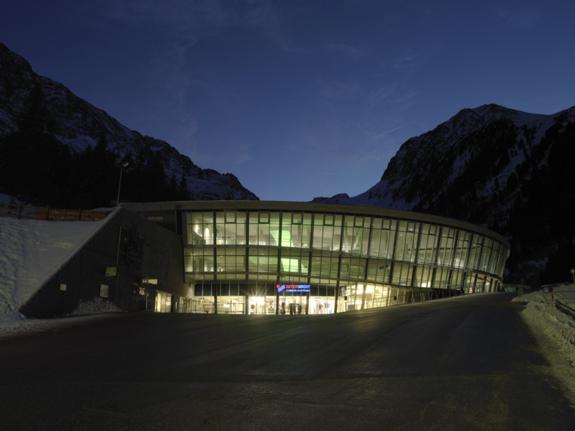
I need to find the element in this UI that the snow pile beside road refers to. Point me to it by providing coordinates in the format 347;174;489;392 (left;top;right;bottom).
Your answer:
514;284;575;365
0;193;19;205
0;313;116;340
0;216;106;319
70;298;122;315
553;284;575;309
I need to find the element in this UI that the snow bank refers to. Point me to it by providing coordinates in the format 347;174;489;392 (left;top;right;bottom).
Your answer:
514;283;575;402
0;216;107;318
514;285;575;364
0;313;117;340
70;298;122;315
0;193;19;205
553;283;575;309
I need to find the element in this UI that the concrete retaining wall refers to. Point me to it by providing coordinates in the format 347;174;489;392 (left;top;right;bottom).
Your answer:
19;209;185;317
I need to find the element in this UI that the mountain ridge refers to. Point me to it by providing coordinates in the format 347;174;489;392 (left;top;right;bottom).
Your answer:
315;103;575;285
0;41;257;203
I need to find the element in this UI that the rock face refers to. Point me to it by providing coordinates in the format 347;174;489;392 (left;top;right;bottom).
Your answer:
316;104;575;285
0;42;257;203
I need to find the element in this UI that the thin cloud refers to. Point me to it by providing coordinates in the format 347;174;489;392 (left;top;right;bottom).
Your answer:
393;55;416;69
494;8;540;29
320;80;363;101
103;0;293;50
326;43;365;61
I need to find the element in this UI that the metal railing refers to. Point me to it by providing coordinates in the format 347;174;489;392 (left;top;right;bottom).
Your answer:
555;299;575;319
0;202;109;221
541;283;575;319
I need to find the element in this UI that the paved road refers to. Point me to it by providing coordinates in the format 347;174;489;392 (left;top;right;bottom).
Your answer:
0;293;573;430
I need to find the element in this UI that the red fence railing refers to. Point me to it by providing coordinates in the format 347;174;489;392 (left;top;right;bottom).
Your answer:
0;202;110;221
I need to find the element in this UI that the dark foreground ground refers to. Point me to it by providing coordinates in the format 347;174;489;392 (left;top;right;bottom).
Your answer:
0;293;574;430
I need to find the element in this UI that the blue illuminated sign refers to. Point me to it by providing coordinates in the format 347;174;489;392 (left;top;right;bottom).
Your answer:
276;284;311;293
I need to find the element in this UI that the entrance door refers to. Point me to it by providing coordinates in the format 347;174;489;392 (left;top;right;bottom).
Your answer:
248;296;276;315
279;295;307;315
248;296;265;315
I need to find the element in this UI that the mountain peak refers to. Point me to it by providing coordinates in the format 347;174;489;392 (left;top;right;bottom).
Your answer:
312;102;575;284
472;102;510;112
0;42;34;74
0;42;258;203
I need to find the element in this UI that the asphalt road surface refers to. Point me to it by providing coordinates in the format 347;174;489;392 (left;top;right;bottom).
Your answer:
0;293;574;430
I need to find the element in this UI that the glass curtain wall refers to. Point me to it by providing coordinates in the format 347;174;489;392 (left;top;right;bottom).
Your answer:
183;209;508;314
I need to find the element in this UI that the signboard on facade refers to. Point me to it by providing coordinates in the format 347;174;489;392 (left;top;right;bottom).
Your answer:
105;266;117;277
275;284;311;293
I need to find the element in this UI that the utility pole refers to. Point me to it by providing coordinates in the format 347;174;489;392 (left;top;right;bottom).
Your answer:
115;161;130;206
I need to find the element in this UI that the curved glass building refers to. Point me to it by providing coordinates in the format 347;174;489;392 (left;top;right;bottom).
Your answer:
127;201;509;316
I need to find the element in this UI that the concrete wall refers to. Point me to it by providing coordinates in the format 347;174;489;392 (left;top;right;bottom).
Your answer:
20;209;185;317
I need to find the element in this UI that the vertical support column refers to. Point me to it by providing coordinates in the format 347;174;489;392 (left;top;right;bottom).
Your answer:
307;213;314;285
275;212;283;278
447;229;460;291
213;210;218;314
483;240;495;282
245;211;249;281
389;220;400;285
244;211;250;313
361;217;374;311
363;217;374;282
306;213;315;315
114;224;124;308
411;223;423;302
275;212;283;315
334;215;346;314
430;226;443;296
474;236;485;293
177;208;186;291
276;293;279;315
463;232;475;294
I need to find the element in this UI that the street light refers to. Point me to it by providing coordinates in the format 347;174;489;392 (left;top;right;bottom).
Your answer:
115;160;130;206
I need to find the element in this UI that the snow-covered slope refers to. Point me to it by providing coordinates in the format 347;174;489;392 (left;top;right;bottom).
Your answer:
0;216;107;320
513;284;575;395
0;42;257;201
315;103;575;285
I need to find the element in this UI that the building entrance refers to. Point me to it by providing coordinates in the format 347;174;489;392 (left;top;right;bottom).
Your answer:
279;295;307;315
248;296;276;315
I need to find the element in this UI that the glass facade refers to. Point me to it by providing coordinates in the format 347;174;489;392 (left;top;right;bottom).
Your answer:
180;205;509;315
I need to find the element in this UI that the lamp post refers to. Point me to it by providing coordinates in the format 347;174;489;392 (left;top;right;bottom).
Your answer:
115;161;130;206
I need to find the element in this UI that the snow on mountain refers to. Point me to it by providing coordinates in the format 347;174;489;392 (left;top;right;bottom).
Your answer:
323;104;551;212
315;103;575;285
0;42;257;201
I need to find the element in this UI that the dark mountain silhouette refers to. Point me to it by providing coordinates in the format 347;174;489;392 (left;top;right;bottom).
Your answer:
0;42;257;208
315;104;575;285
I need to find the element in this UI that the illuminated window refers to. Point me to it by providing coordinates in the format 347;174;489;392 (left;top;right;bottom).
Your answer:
292;213;302;224
142;278;159;285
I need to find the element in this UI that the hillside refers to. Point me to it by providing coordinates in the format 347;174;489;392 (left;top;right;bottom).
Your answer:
0;42;257;207
315;104;575;285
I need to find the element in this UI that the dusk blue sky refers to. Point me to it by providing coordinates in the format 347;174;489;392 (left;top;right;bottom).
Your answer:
1;0;574;200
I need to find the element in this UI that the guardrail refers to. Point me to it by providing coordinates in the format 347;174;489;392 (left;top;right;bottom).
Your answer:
0;202;110;221
540;283;575;319
555;300;575;319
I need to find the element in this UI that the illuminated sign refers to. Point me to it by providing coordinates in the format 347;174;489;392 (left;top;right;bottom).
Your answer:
276;284;311;293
